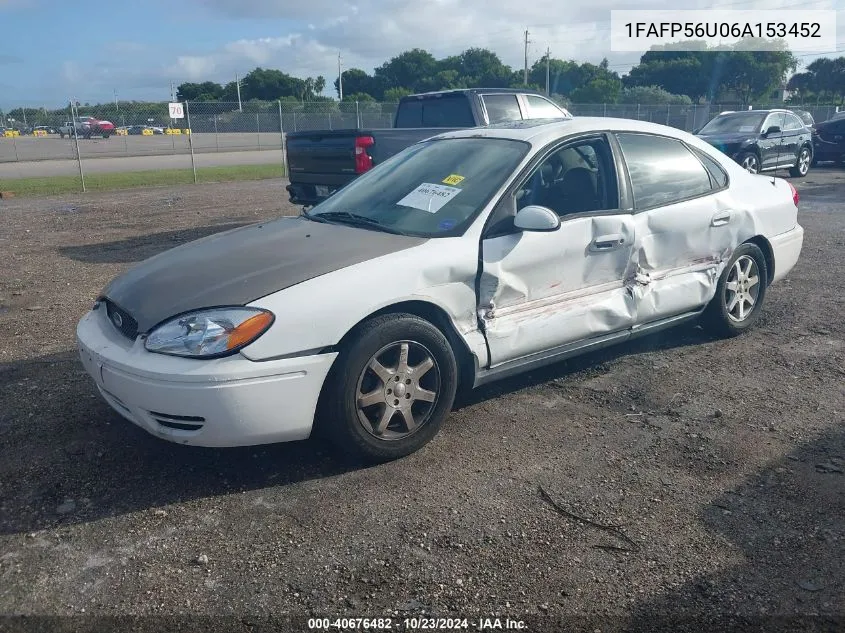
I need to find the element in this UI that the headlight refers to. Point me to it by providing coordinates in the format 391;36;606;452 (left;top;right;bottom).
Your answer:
144;307;274;358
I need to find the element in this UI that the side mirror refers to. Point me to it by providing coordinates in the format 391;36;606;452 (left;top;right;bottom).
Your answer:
514;205;561;232
764;125;781;136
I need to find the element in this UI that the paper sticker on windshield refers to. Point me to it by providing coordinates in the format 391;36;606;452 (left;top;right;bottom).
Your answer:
397;183;462;214
442;174;465;186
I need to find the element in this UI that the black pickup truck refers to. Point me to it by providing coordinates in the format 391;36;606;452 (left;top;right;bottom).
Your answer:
284;88;571;206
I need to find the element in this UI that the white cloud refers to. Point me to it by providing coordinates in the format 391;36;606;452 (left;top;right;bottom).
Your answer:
181;0;842;94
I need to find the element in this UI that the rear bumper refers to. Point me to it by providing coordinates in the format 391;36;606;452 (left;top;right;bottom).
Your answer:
286;174;357;205
76;308;337;447
770;224;804;285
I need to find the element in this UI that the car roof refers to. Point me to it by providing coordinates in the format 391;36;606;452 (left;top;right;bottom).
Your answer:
403;87;551;99
429;117;704;146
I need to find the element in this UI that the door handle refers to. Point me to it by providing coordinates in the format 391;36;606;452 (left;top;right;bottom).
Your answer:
711;211;732;227
590;234;625;251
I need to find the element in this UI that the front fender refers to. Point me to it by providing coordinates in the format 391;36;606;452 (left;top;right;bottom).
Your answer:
239;238;485;364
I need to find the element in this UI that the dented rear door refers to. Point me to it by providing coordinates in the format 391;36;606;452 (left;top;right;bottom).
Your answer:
613;132;737;325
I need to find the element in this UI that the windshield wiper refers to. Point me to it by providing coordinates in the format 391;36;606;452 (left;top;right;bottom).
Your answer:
309;211;409;235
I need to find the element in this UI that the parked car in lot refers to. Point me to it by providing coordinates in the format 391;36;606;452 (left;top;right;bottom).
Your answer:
77;117;804;463
58;116;115;139
811;114;845;166
285;87;572;206
695;109;813;176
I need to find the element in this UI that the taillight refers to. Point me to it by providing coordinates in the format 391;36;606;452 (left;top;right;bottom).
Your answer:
788;181;799;208
354;135;375;174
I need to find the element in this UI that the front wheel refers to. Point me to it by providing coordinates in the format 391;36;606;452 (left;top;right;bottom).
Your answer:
318;313;458;463
790;146;811;177
702;243;768;337
737;152;761;174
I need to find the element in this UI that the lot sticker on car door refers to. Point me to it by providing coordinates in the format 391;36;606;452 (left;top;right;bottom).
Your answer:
397;183;462;213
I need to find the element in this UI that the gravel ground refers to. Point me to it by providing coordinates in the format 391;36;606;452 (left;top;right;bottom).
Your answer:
0;169;843;633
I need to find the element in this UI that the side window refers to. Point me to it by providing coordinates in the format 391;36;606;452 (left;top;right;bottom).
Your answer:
482;94;523;124
691;147;729;189
517;137;619;217
615;133;714;209
764;113;785;133
524;95;565;119
783;114;803;131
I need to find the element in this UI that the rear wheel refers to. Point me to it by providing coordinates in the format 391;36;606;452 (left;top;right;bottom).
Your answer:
737;152;760;174
790;145;811;177
318;313;458;463
702;243;768;337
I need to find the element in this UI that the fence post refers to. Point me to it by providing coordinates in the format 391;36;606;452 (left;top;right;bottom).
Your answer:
603;103;607;117
278;100;286;175
70;100;86;192
185;101;197;184
122;114;128;156
214;114;219;152
256;113;261;150
293;112;297;132
666;104;670;125
328;112;332;130
356;101;361;128
637;103;640;120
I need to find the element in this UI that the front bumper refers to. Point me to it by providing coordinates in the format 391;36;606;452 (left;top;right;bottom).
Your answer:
76;307;338;447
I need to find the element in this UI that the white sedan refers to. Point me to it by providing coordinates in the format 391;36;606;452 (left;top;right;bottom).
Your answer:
77;118;804;462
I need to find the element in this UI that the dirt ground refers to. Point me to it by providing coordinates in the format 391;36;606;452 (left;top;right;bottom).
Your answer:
0;170;843;633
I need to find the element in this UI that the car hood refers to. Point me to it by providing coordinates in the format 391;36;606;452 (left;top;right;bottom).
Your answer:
100;216;427;333
697;132;756;146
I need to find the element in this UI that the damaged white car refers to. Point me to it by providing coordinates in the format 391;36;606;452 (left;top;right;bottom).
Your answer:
76;118;804;462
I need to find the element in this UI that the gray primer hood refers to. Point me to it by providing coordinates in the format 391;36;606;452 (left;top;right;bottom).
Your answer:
101;216;427;332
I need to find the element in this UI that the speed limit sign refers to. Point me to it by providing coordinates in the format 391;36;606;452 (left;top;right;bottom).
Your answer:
169;102;185;119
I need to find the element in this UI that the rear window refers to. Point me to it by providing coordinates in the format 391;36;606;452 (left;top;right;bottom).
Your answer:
395;96;476;128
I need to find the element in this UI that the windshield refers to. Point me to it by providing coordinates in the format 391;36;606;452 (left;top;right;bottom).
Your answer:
699;112;766;135
307;137;530;237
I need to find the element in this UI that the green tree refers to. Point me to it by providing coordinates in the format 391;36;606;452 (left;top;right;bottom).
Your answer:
383;87;413;101
374;48;439;94
618;85;692;105
176;81;224;101
570;76;622;103
440;48;513;88
334;68;381;99
788;56;845;104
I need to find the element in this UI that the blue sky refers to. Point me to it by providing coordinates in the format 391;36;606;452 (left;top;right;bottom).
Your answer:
0;0;842;110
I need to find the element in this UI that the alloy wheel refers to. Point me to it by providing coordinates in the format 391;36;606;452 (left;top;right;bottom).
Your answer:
724;255;761;322
355;340;441;441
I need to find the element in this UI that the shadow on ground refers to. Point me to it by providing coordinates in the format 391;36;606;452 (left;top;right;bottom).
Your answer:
0;324;720;536
623;426;844;633
58;222;252;264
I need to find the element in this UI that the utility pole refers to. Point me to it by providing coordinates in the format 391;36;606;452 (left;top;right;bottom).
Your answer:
523;30;531;85
236;73;242;112
545;47;551;96
114;89;118;112
338;52;343;100
170;81;175;102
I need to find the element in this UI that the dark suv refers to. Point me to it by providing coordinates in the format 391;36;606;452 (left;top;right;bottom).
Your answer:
695;109;813;177
811;114;845;166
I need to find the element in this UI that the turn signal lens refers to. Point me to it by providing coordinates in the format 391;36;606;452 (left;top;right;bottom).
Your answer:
227;312;274;350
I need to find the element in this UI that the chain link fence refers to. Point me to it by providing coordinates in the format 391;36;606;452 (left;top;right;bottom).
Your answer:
1;100;841;187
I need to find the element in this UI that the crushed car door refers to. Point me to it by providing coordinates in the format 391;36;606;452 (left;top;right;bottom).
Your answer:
613;132;740;325
479;134;637;368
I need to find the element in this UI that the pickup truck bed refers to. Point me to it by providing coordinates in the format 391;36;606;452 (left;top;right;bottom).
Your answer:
284;88;573;206
285;127;458;205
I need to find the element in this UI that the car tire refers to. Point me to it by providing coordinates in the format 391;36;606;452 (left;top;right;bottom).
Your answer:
789;145;812;177
702;242;768;338
317;313;458;464
737;152;761;174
